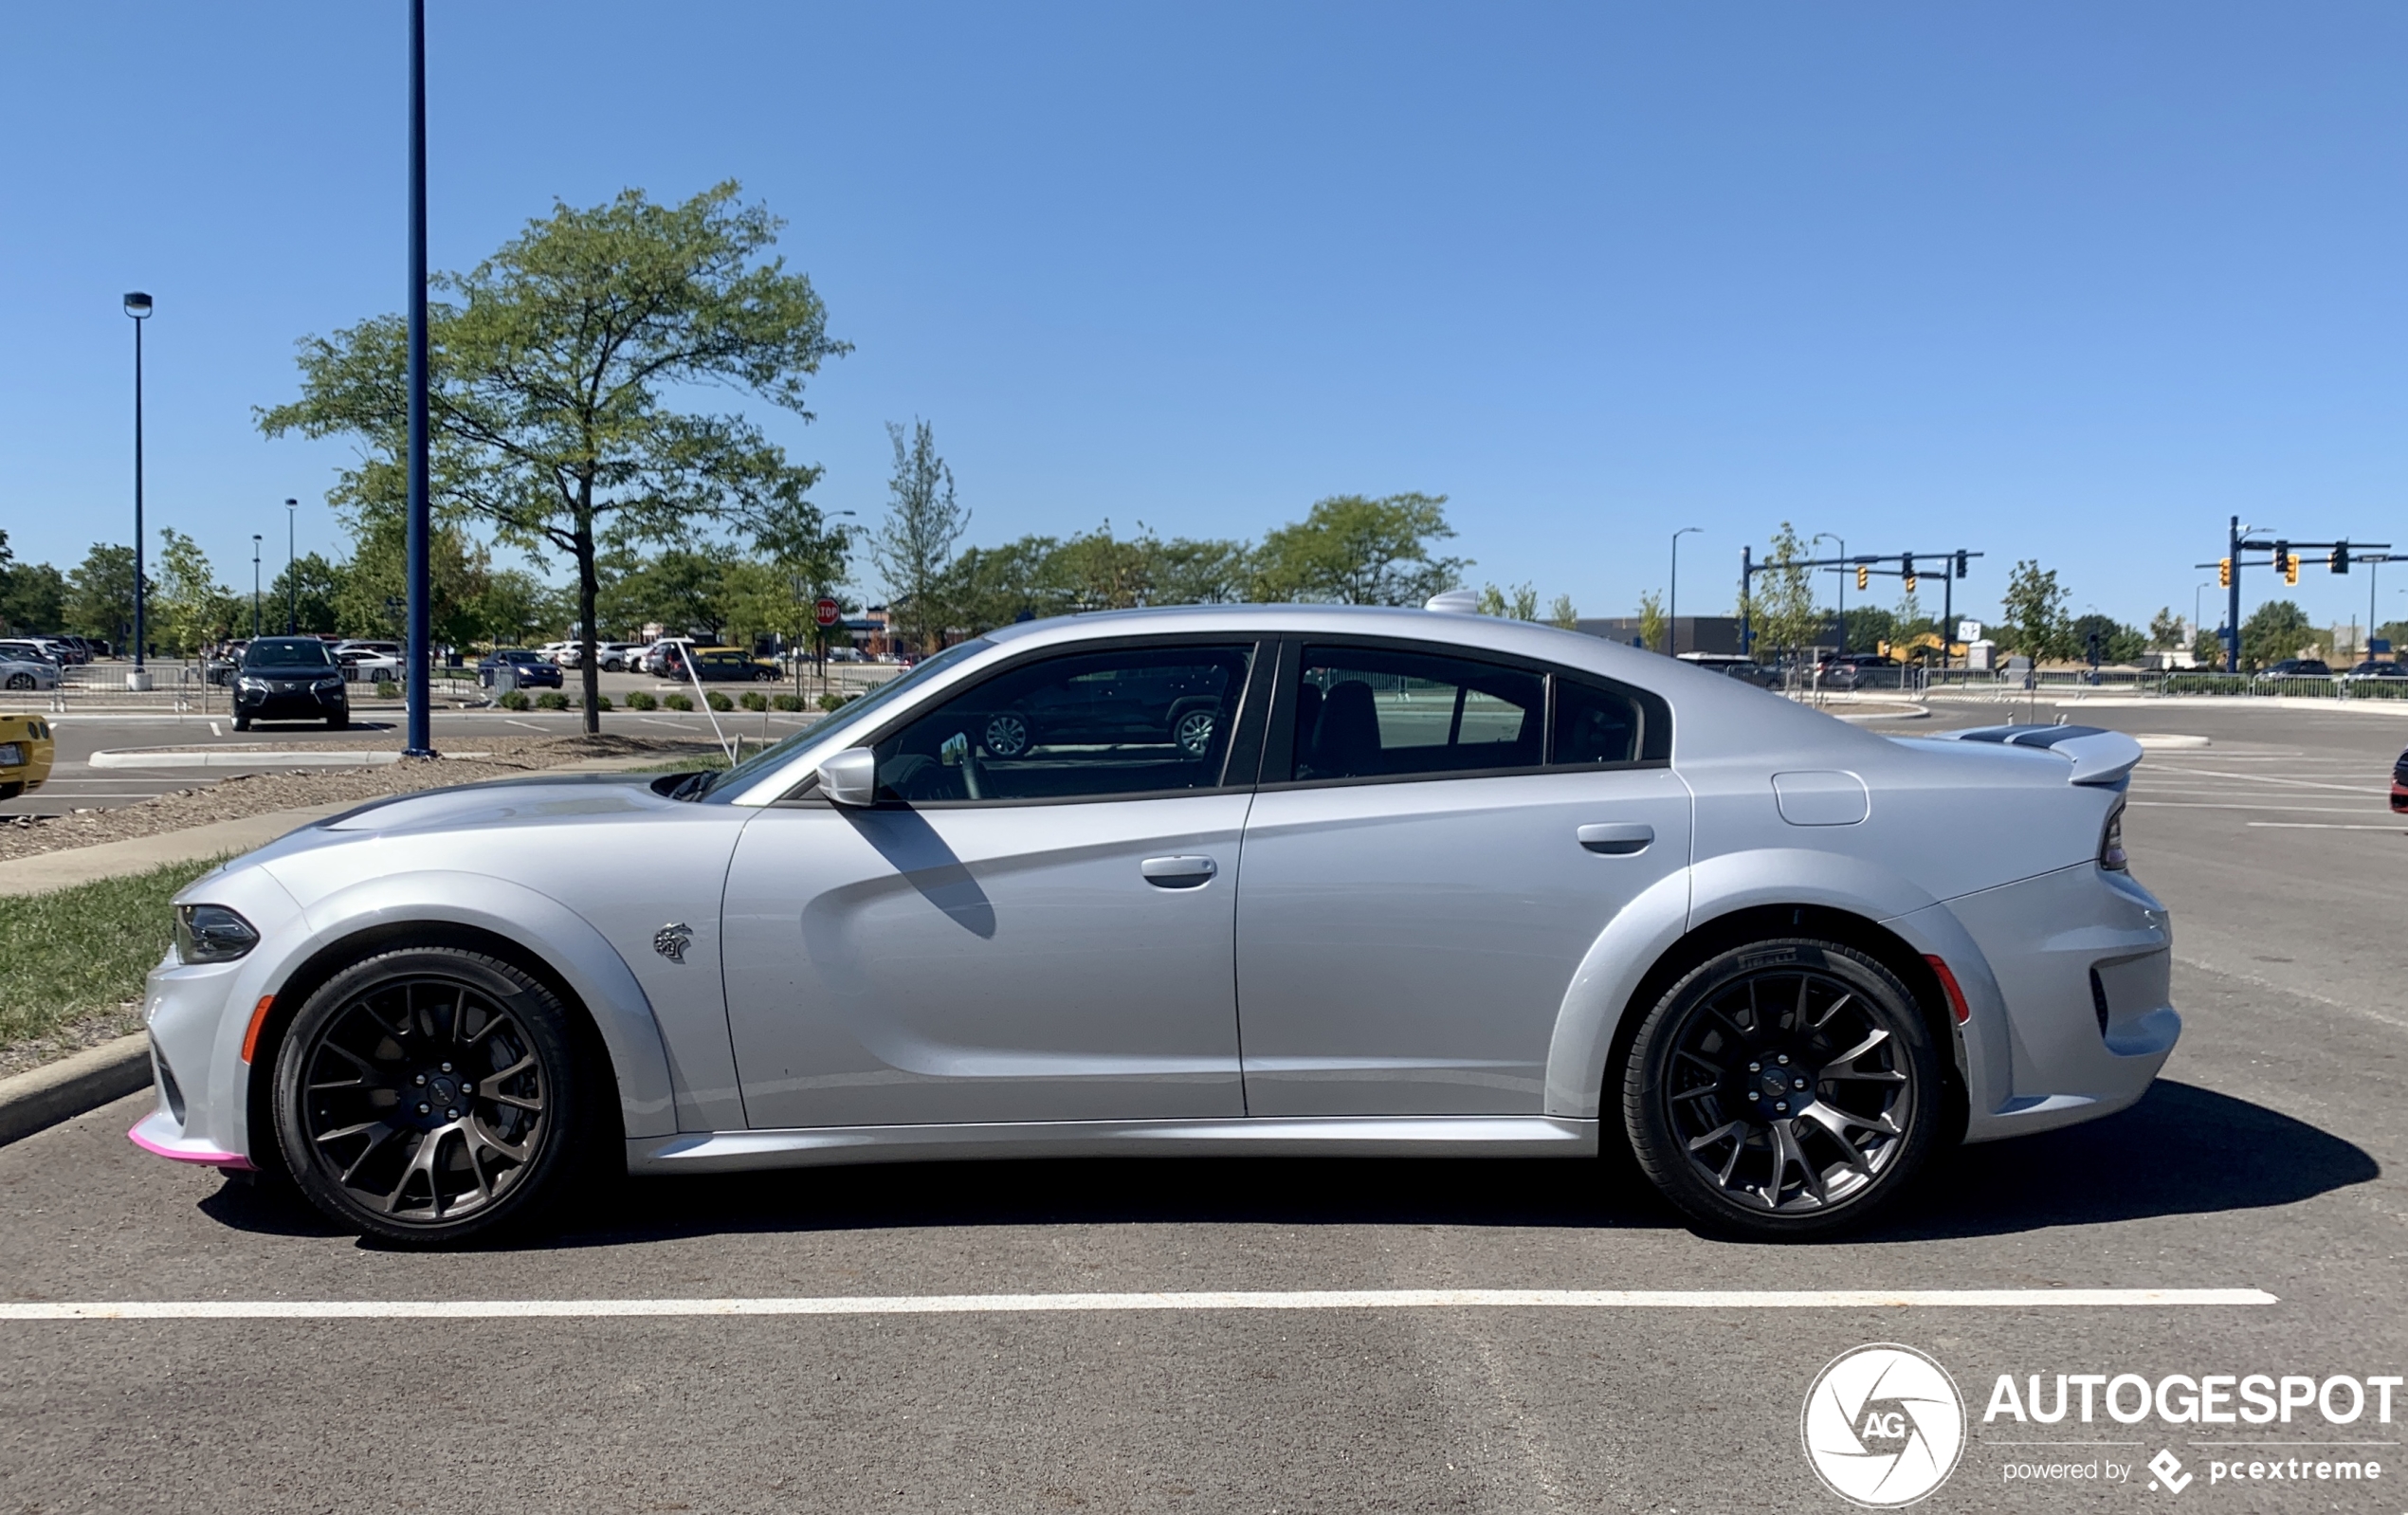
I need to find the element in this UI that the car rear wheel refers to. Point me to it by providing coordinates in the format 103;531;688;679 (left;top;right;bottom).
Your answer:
1172;706;1215;758
232;715;251;731
273;947;596;1246
1623;939;1938;1240
4;673;30;690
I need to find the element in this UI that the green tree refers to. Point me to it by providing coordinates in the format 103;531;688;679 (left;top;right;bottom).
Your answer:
266;552;345;635
2147;606;2185;649
472;568;567;648
0;558;65;636
2191;626;2226;668
601;547;735;642
2070;613;2147;666
1841;605;1897;655
1151;537;1251;606
935;535;1060;635
1477;582;1540;620
153;529;236;656
1250;493;1466;605
259;181;847;731
1546;593;1578;631
1636;590;1666;653
64;543;137;648
1998;560;2071;666
2240;599;2314;670
871;418;967;654
1751;522;1822;675
337;514;490;648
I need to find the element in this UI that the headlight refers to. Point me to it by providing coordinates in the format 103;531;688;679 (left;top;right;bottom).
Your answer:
0;742;21;767
2099;802;2127;871
237;676;265;691
174;904;260;963
316;675;343;689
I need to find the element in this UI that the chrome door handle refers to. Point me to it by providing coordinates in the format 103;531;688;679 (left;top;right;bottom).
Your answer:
1577;823;1653;855
1141;855;1218;888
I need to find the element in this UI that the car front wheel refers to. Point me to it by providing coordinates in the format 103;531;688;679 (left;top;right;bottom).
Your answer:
4;673;31;690
1623;938;1938;1239
273;946;596;1246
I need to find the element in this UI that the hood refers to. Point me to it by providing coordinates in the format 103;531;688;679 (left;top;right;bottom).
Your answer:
319;773;675;834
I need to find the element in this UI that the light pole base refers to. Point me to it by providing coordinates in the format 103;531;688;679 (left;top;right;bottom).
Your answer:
125;670;154;692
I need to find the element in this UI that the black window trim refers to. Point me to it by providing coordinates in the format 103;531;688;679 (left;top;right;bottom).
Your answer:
1256;633;1672;793
775;632;1276;809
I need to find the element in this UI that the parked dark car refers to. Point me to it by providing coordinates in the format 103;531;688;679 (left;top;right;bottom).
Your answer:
1673;652;1783;690
2395;746;2408;812
232;637;348;731
681;647;782;683
1815;652;1901;690
477;648;564;689
2346;661;2407;680
2259;658;2332;679
953;652;1243;761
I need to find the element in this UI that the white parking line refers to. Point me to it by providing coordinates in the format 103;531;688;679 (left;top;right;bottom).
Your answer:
0;1287;2276;1321
2244;822;2403;831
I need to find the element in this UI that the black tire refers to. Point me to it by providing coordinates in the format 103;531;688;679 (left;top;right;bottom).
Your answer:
232;715;251;732
1170;704;1216;758
0;781;22;800
4;672;31;691
327;714;347;730
1623;939;1938;1240
273;947;596;1246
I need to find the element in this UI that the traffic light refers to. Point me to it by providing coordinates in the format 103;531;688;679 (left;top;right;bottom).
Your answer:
2285;555;2301;586
2272;540;2290;578
2218;557;2232;588
1955;550;1968;579
1856;564;1870;591
1903;573;1919;593
2331;541;2350;574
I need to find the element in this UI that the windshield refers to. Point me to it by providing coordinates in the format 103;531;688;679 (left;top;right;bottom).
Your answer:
244;638;335;668
697;637;994;802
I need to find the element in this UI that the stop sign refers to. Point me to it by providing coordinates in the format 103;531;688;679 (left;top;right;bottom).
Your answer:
813;597;841;629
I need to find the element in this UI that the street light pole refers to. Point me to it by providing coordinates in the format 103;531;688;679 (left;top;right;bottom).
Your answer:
1814;533;1846;649
123;292;153;687
284;499;299;633
1669;527;1701;656
251;535;262;638
401;0;435;757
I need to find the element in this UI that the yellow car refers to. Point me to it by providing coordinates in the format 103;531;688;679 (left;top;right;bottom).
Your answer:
0;713;55;801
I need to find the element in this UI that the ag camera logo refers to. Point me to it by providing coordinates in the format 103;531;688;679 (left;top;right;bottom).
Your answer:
1802;1344;1967;1506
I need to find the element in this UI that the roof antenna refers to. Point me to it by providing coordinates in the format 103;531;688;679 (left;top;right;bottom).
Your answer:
1424;589;1479;614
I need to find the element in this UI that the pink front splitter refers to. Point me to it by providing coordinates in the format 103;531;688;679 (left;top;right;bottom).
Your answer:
128;1119;255;1171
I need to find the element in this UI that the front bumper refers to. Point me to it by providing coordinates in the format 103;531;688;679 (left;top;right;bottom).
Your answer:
1916;863;2180;1142
235;682;349;720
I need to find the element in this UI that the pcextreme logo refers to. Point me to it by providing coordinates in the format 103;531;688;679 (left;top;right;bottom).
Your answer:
1802;1344;1968;1507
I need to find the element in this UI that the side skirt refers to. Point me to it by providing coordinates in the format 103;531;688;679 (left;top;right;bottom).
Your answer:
627;1115;1600;1175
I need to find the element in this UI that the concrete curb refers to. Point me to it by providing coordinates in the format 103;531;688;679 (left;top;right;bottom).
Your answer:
91;748;408;769
0;1033;149;1148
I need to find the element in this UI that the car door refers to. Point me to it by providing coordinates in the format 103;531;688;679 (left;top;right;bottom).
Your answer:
1234;639;1691;1117
721;638;1268;1129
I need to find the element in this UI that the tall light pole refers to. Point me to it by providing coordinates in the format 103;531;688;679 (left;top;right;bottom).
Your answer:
1815;533;1846;649
1669;527;1701;656
2194;581;2214;658
251;535;263;638
123;291;153;687
402;0;434;757
284;499;299;632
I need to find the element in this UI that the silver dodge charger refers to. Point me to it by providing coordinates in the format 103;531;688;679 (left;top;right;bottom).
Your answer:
133;602;2177;1244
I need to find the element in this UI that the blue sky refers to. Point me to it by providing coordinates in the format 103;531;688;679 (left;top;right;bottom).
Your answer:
5;2;2405;634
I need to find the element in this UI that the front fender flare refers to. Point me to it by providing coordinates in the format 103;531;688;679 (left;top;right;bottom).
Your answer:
259;868;678;1142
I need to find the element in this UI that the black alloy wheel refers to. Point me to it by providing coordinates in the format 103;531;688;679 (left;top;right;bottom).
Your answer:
982;711;1031;758
274;947;593;1245
1624;939;1938;1239
1173;707;1216;758
4;672;31;691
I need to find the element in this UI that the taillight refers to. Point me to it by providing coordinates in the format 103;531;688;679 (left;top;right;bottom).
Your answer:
2099;803;2127;871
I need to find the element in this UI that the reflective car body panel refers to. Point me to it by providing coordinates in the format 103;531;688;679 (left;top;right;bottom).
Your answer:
131;604;2178;1183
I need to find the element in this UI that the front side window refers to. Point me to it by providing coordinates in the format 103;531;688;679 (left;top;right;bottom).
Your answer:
873;643;1255;803
1290;647;1543;781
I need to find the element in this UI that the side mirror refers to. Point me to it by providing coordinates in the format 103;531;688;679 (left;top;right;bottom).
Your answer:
816;747;879;807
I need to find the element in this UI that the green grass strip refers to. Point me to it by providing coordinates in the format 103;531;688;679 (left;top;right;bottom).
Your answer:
0;855;236;1051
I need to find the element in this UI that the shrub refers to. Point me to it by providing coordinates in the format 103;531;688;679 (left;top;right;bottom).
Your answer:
739;691;768;712
706;690;734;712
374;680;400;700
535;691;569;710
664;693;694;712
771;693;805;712
626;691;657;711
816;690;856;712
587;694;613;712
498;688;532;711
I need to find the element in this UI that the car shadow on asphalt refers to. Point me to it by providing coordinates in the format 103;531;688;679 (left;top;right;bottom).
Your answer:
196;1079;2376;1250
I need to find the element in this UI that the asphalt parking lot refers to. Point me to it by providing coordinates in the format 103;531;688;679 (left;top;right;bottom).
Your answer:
1;700;2401;1513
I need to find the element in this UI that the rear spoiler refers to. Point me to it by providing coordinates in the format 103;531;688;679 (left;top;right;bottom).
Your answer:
1934;724;2143;787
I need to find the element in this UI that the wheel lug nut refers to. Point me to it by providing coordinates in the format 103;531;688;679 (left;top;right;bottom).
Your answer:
413;1074;427;1086
417;1103;430;1115
1794;1078;1809;1090
446;1108;459;1121
441;1063;452;1073
1746;1062;1760;1073
1775;1101;1789;1113
1776;1054;1790;1066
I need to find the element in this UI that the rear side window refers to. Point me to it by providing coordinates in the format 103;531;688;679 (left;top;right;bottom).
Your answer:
1292;647;1543;781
